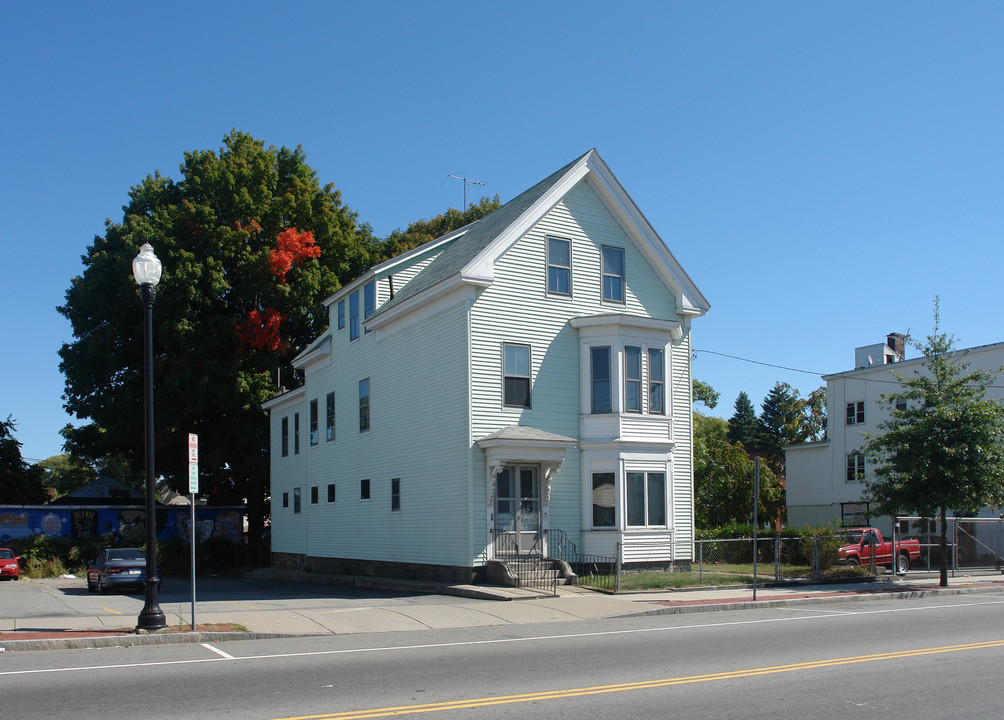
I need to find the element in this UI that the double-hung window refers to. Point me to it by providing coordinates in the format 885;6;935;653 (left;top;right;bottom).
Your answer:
309;400;318;446
293;487;301;514
359;378;370;432
591;346;612;413
360;478;370;500
363;281;375;322
602;246;625;303
337;300;345;330
293;412;300;454
327;483;336;502
626;472;666;527
846;401;864;425
310;486;318;504
391;478;401;512
847;453;865;483
547;237;571;295
624;346;642;412
648;348;665;414
326;392;335;441
503;343;531;408
281;417;289;457
349;291;360;341
591;472;616;528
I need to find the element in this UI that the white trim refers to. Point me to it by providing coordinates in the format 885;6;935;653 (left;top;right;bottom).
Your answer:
320;225;471;308
262;385;304;412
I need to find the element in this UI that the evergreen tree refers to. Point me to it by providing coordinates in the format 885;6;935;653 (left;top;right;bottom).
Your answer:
0;417;47;504
726;391;759;447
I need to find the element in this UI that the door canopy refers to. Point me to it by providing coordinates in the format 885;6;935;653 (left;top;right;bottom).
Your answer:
477;425;577;506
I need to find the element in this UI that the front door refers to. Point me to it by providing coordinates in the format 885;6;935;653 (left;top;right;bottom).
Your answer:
495;465;540;554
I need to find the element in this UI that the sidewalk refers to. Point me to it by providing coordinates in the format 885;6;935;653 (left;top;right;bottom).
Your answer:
3;570;1003;653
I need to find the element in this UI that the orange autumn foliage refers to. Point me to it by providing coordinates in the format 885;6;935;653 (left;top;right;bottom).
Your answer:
268;228;320;281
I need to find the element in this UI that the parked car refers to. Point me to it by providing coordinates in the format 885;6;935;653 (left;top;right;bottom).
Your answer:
87;548;148;594
0;547;20;580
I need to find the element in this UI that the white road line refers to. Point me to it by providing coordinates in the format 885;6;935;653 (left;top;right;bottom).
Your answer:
2;598;1001;678
201;643;235;659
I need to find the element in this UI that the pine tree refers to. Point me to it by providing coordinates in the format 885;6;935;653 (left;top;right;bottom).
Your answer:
726;391;758;447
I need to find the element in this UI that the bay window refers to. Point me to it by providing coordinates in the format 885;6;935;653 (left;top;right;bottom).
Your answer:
591;346;612;413
627;471;666;527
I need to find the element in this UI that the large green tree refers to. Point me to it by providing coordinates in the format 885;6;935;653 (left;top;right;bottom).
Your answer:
58;131;375;541
0;417;47;504
865;305;1004;586
694;436;783;529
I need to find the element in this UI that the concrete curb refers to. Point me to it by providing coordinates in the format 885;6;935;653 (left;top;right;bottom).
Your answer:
621;582;1004;618
0;630;312;653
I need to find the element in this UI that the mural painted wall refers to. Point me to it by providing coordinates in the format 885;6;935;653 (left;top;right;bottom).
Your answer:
0;506;245;546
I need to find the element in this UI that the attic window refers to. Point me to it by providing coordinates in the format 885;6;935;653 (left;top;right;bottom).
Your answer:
547;237;571;296
602;246;625;303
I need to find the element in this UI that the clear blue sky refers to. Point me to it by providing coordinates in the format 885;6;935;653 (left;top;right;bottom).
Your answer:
3;2;1003;463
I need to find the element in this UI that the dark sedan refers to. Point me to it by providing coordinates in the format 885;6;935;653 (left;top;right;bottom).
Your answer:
87;547;147;594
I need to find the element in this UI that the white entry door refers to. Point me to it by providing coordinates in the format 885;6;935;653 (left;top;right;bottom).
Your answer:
495;465;540;554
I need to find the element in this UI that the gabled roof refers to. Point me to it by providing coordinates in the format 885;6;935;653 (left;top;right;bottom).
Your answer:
368;149;709;328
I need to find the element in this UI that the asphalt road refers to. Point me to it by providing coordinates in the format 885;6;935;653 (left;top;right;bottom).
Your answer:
3;592;1003;719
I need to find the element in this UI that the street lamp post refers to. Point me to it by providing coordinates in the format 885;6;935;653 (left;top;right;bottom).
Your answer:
133;243;167;632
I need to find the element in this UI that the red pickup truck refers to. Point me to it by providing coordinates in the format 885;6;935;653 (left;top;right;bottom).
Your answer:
837;527;921;573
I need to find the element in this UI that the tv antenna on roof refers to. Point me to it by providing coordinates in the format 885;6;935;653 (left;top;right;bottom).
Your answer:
446;174;485;210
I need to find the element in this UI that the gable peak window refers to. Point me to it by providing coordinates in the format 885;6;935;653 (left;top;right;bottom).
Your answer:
503;343;532;408
547;237;571;296
337;300;345;330
602;245;625;303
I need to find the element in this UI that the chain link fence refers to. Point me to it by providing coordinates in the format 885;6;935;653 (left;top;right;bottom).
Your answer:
573;535;849;592
897;516;1004;575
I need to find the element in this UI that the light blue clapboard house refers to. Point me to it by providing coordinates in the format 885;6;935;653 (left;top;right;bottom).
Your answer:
264;150;709;584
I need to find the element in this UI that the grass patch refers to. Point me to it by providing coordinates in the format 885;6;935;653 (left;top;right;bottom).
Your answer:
578;562;877;591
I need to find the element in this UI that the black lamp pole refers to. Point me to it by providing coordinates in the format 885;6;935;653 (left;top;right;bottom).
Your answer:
134;244;166;632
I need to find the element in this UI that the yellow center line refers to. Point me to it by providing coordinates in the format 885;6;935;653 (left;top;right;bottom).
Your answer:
224;601;261;610
101;607;123;615
271;639;1004;720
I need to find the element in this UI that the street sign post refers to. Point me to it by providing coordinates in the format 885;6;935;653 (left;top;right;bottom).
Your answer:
187;433;198;631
